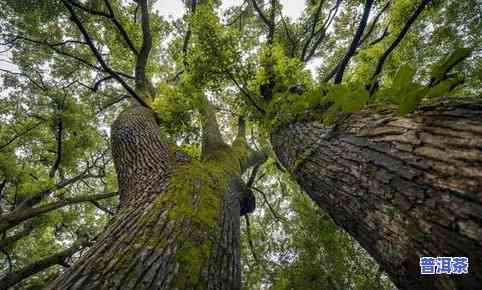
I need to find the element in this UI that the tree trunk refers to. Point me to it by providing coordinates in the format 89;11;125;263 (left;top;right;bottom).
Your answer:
47;105;242;290
271;98;482;290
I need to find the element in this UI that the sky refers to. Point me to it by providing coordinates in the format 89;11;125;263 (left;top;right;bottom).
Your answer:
155;0;306;20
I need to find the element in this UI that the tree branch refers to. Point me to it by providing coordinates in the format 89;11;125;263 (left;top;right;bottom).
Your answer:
368;25;389;46
232;117;267;173
0;121;44;152
226;70;265;114
0;68;45;90
0;222;33;249
89;200;115;215
103;0;139;55
368;0;432;95
62;0;150;108
280;15;297;58
49;114;64;178
0;192;117;233
304;0;342;62
13;35;135;80
0;246;13;274
250;0;271;28
333;0;374;84
358;0;391;47
0;239;91;289
134;0;152;90
15;170;95;211
252;187;287;223
301;0;325;61
68;0;138;54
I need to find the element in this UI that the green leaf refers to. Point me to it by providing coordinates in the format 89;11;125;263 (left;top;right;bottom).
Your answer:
393;64;416;90
399;88;427;115
427;78;461;98
341;84;369;113
430;47;472;81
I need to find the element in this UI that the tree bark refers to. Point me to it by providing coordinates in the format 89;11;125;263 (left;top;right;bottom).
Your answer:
271;98;482;290
47;105;243;289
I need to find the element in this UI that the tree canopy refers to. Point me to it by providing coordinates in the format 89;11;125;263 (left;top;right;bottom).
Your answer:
0;0;480;289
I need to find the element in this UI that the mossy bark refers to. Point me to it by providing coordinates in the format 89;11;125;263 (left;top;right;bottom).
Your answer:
271;98;482;290
47;105;243;289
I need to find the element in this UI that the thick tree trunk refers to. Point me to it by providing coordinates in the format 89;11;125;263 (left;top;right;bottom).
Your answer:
271;98;482;290
47;105;242;289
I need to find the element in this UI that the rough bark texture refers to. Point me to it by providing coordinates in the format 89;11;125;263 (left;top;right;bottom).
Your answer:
271;98;482;290
47;105;241;289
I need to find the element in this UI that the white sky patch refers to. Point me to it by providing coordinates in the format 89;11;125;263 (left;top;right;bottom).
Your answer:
307;57;323;78
155;0;306;20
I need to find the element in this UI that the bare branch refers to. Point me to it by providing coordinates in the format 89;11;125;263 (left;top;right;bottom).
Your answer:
93;75;115;91
226;71;265;114
225;0;248;27
16;171;95;211
96;95;129;114
69;0;138;54
68;0;110;17
0;68;45;90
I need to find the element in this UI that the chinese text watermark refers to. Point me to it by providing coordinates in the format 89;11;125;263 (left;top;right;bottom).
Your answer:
420;257;469;275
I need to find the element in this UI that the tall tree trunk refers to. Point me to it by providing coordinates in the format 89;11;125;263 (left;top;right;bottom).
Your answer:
271;98;482;290
47;105;242;289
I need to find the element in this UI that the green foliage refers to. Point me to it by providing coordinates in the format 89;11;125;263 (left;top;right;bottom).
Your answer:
152;82;199;140
429;47;472;82
241;165;395;290
323;82;369;123
372;48;472;115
